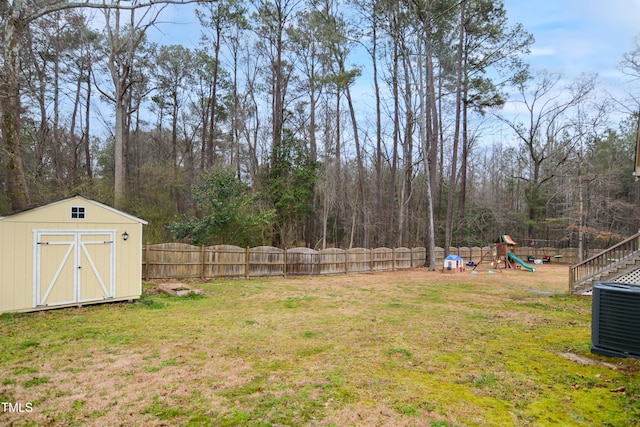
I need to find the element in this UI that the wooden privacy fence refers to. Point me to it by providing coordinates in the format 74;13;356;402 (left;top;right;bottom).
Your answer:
143;244;426;280
449;246;579;265
142;243;577;280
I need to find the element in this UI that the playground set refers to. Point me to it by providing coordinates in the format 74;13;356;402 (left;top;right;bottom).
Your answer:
442;235;541;273
473;234;536;272
470;235;536;273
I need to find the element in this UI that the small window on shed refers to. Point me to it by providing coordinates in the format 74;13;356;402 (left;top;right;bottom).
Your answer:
71;206;86;219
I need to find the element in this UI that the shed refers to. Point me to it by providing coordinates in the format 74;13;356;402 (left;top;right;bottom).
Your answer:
0;195;147;313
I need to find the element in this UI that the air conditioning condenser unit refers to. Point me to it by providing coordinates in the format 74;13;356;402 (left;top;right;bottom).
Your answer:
592;281;640;359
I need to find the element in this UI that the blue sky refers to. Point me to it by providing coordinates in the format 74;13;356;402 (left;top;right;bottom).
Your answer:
145;0;640;137
151;1;640;105
504;0;640;99
154;1;640;78
151;1;640;79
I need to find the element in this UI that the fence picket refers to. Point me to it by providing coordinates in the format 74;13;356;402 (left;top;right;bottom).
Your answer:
140;243;576;280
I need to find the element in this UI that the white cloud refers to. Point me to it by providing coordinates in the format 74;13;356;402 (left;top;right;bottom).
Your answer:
529;47;556;57
505;0;640;103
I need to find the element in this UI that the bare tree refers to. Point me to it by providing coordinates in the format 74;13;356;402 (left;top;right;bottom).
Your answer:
97;5;165;208
497;71;597;237
253;0;298;171
0;0;207;211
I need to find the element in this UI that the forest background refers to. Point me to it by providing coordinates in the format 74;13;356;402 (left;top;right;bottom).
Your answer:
1;0;640;267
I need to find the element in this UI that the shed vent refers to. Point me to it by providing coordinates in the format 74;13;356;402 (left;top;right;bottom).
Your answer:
592;282;640;359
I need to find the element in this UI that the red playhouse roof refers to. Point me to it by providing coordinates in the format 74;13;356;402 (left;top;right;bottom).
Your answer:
501;235;518;245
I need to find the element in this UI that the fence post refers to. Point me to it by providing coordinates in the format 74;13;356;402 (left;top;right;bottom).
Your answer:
143;244;148;281
345;249;349;274
392;247;396;270
370;248;374;272
200;245;205;280
284;247;287;278
245;247;250;278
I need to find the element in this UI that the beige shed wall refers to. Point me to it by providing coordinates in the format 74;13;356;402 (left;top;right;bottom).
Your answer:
0;221;33;312
0;196;145;313
114;222;144;299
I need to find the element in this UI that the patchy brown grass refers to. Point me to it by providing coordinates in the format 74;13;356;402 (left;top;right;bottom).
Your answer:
1;264;639;426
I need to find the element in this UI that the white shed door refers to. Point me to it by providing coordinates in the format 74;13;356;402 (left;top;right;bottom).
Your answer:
35;231;115;307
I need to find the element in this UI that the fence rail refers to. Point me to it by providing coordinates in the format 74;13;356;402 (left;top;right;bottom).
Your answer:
142;243;578;280
143;244;427;279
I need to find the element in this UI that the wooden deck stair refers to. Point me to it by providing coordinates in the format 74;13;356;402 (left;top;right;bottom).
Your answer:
570;232;640;294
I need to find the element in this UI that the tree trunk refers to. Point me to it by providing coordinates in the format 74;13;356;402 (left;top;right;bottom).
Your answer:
84;62;93;179
457;99;469;245
388;25;399;248
1;7;30;210
114;97;126;208
344;81;367;248
207;28;221;169
401;41;415;247
577;172;585;262
372;11;383;248
425;29;439;269
70;66;83;185
444;0;465;253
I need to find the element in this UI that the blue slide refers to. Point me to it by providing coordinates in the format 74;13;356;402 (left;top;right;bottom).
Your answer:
508;252;536;272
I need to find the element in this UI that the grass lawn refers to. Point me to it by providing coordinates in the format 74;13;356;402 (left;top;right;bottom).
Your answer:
1;264;639;426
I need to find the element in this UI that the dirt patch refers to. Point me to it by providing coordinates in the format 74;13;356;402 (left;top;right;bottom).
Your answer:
317;263;571;294
559;352;618;370
158;282;203;297
144;286;161;295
